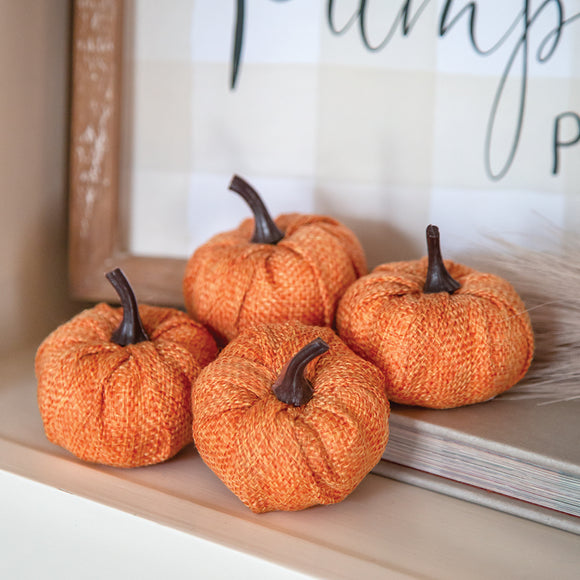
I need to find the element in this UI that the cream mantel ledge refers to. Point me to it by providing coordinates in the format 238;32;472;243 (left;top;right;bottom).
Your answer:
1;347;579;579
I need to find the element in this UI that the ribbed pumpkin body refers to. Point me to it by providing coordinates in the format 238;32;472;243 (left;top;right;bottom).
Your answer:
191;322;390;513
36;303;218;467
336;258;534;409
183;213;367;344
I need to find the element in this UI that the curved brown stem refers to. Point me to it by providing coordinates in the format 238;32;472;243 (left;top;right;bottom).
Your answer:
272;338;329;407
105;268;150;346
423;225;461;294
229;174;284;244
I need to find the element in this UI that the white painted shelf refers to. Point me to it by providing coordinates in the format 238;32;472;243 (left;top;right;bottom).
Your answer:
1;348;580;579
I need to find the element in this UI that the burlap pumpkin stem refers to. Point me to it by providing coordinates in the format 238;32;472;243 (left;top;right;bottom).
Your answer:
191;322;390;513
106;268;149;345
183;175;367;344
229;174;283;244
423;225;461;294
336;225;535;409
35;268;218;467
272;338;329;406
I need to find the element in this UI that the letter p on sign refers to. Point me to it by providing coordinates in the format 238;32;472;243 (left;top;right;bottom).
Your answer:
553;112;580;175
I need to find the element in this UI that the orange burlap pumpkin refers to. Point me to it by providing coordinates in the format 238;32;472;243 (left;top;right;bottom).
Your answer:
336;225;534;409
36;269;218;467
183;175;366;344
191;321;390;513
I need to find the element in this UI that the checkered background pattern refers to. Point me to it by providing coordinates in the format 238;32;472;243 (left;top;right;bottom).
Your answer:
121;0;580;268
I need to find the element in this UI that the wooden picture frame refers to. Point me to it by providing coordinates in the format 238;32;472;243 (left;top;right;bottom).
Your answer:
69;0;185;306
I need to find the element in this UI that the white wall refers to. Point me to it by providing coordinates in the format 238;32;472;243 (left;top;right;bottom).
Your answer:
0;0;79;355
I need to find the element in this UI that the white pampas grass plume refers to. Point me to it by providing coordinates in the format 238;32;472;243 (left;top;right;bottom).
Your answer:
471;229;580;403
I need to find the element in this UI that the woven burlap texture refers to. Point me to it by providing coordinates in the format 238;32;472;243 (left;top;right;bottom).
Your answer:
183;213;367;344
191;321;390;513
36;303;218;467
336;257;535;409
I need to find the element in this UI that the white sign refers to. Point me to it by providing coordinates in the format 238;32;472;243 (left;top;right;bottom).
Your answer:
123;0;580;264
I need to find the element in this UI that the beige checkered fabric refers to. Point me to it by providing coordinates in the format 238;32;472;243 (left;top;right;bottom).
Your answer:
122;1;580;265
